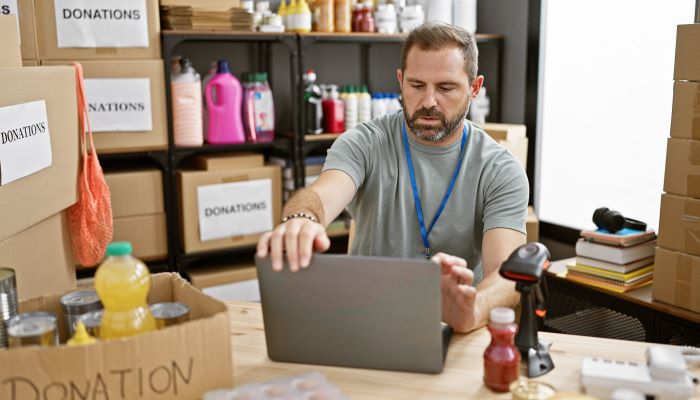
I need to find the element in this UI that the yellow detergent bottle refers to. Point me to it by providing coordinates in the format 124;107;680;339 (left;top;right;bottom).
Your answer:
95;242;156;339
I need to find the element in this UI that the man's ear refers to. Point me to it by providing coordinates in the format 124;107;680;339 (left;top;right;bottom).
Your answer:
397;68;403;91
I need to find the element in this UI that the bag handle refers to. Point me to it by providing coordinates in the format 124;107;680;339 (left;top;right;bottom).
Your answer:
73;63;96;160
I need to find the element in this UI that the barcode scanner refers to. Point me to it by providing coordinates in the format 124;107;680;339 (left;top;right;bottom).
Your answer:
593;207;647;233
500;242;555;378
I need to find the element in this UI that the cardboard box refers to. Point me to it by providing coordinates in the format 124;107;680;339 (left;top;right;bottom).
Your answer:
188;261;257;289
498;137;529;170
179;165;282;254
670;81;700;140
652;247;700;313
658;193;700;257
42;60;168;153
0;66;78;242
0;213;75;300
663;138;700;198
13;0;39;59
22;59;39;66
34;0;161;60
0;273;234;399
0;15;22;67
674;23;700;81
104;169;167;260
526;206;539;242
481;122;527;141
194;153;265;171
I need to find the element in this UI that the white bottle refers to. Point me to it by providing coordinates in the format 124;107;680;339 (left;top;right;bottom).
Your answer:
425;0;452;24
453;0;477;34
374;4;398;34
171;58;203;147
201;61;218;139
371;93;385;119
468;86;490;125
344;86;359;130
358;85;372;123
399;5;424;33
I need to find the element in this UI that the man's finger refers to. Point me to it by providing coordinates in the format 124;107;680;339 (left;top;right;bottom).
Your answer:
284;222;303;272
298;222;320;268
451;266;474;286
256;231;272;258
270;227;286;271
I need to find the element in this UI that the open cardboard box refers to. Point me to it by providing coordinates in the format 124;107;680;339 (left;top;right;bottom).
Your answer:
0;273;233;399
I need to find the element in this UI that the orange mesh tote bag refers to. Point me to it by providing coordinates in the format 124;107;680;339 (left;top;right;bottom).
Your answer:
67;63;113;266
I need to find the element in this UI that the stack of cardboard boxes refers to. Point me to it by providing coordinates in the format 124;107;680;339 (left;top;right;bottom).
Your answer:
6;0;169;264
653;23;700;314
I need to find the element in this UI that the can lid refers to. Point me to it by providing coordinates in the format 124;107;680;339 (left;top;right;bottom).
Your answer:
490;307;515;325
60;290;102;314
7;311;56;337
0;267;15;281
106;242;132;257
509;379;556;400
151;302;190;319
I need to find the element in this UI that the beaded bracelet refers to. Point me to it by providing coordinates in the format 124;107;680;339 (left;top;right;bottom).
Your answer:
281;212;318;223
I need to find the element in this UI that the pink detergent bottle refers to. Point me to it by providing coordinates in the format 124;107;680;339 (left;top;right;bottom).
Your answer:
205;60;246;144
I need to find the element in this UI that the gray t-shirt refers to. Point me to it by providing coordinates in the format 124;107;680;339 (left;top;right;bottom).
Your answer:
323;111;529;284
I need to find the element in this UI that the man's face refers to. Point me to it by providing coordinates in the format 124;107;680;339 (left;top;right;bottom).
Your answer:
397;46;482;143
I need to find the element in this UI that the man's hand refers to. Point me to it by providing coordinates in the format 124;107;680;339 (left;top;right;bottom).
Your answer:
431;252;481;333
256;218;331;272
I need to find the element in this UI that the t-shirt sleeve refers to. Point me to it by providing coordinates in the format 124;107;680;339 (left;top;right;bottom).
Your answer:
322;126;374;191
482;155;530;235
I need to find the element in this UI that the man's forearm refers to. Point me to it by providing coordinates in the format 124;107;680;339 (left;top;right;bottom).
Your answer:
282;188;327;227
474;273;519;328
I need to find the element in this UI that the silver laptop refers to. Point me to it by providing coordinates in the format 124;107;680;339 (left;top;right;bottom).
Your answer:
255;254;452;374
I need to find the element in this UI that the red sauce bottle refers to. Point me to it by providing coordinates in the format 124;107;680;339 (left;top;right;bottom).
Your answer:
360;3;375;33
322;85;345;133
483;307;521;392
352;4;363;32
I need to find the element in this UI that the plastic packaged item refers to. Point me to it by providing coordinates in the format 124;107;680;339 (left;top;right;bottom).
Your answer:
322;84;345;133
304;69;324;134
151;302;190;329
312;0;334;32
7;311;59;348
241;0;254;12
483;307;520;392
172;57;204;147
399;5;424;33
469;86;490;125
67;321;97;346
358;84;372;123
205;60;246;144
260;13;286;32
79;310;102;338
297;0;313;32
203;372;347;400
344;85;359;130
0;267;18;349
453;0;477;34
374;3;397;34
359;2;375;32
60;290;102;337
334;0;352;32
243;72;276;143
95;242;157;340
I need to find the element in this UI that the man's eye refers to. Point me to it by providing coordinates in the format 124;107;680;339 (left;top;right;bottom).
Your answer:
411;84;423;89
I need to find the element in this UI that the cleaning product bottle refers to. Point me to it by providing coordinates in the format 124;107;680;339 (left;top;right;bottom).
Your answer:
242;73;257;142
201;61;218;140
344;85;358;130
297;0;313;33
483;307;520;392
253;72;276;142
371;92;386;119
95;242;156;340
322;84;345;133
171;57;204;147
278;0;289;31
288;0;300;32
205;60;246;144
304;69;324;135
358;84;372;123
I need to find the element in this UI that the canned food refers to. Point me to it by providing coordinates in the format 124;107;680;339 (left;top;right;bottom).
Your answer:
60;290;102;337
150;302;190;329
510;378;556;400
7;311;59;348
78;310;103;338
0;267;18;348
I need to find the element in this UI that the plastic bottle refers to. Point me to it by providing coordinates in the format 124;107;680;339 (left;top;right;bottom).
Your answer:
304;69;324;134
67;322;97;346
358;85;372;123
424;0;452;25
95;242;157;340
205;60;246;144
344;85;359;130
371;92;386;119
352;3;363;31
322;84;345;133
201;61;218;139
399;5;423;33
359;2;375;32
312;0;334;32
171;57;204;147
374;3;397;34
252;72;276;142
390;93;402;114
453;0;477;34
278;0;289;30
242;73;257;142
297;0;313;33
287;0;298;32
334;0;352;32
483;307;520;392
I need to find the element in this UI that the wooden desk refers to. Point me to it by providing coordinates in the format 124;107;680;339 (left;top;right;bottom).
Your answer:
228;302;700;399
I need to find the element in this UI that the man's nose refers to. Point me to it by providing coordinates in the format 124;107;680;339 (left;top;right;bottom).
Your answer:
419;87;438;110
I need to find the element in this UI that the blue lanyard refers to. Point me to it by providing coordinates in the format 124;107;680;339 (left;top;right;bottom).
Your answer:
402;123;468;259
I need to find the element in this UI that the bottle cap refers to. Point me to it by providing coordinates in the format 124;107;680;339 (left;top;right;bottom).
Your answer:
258;72;268;82
217;60;231;74
106;242;132;257
490;307;515;324
67;321;97;346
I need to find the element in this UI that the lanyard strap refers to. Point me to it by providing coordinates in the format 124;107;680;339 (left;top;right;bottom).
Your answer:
402;123;468;259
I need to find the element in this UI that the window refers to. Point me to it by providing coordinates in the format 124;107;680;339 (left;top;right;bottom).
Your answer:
535;0;696;231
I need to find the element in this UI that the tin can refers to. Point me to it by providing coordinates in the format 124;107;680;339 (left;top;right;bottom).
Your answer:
7;311;59;348
0;267;18;348
78;310;103;338
151;302;190;329
510;379;556;400
60;290;102;337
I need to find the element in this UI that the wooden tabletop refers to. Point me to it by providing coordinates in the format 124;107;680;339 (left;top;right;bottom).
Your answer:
228;302;700;399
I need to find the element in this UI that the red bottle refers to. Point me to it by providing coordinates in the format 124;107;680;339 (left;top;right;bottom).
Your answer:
483;307;521;392
352;4;363;32
322;85;345;133
360;4;374;33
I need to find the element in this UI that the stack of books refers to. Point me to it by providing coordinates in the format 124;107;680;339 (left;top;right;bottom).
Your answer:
568;228;657;293
160;6;254;31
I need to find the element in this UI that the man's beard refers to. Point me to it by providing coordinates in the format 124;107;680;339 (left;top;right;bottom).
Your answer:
402;100;470;143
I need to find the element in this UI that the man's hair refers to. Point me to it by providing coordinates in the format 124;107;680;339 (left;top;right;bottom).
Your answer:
400;22;479;81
